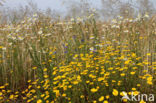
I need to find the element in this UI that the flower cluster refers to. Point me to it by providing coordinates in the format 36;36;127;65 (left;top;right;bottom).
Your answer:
0;14;155;103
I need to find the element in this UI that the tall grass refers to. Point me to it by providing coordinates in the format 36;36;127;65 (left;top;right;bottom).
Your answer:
0;14;155;103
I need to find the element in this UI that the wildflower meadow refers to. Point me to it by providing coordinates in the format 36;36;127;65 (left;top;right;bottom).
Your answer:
0;13;155;103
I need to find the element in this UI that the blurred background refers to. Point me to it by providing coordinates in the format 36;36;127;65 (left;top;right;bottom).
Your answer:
0;0;156;23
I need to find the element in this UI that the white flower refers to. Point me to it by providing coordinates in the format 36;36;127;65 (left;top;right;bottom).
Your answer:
129;19;133;22
9;43;12;46
112;19;117;24
111;25;119;29
71;18;74;21
16;29;20;33
102;36;105;39
124;30;129;33
38;30;43;35
2;47;6;51
144;14;149;18
33;14;38;17
45;33;51;36
18;36;24;41
89;47;94;51
90;36;94;39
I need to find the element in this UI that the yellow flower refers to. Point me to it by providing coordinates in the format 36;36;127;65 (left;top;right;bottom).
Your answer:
49;52;53;55
28;85;32;89
91;88;98;93
0;86;5;89
128;92;132;95
133;91;140;96
37;99;42;103
147;53;151;56
44;95;49;100
137;84;141;87
48;59;52;62
132;53;136;58
37;86;41;89
112;89;118;96
0;97;3;100
122;98;128;102
62;93;66;97
120;92;127;96
98;77;104;81
125;60;130;65
27;80;31;83
50;101;54;103
103;100;108;103
32;67;37;70
0;92;2;96
132;88;136;91
147;76;152;81
68;85;72;88
46;100;49;103
44;75;48;78
43;68;47;72
147;81;152;85
30;89;36;93
0;46;3;49
140;100;146;103
9;95;14;99
120;73;125;76
105;95;109;99
41;94;45;97
53;90;60;97
73;81;79;85
93;100;97;103
80;95;84;98
86;80;90;83
99;96;104;101
130;72;135;75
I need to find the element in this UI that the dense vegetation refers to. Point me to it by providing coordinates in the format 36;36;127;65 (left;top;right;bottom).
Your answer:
0;14;155;103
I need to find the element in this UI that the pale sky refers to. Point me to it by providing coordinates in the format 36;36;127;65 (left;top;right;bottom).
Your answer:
2;0;156;12
3;0;102;12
